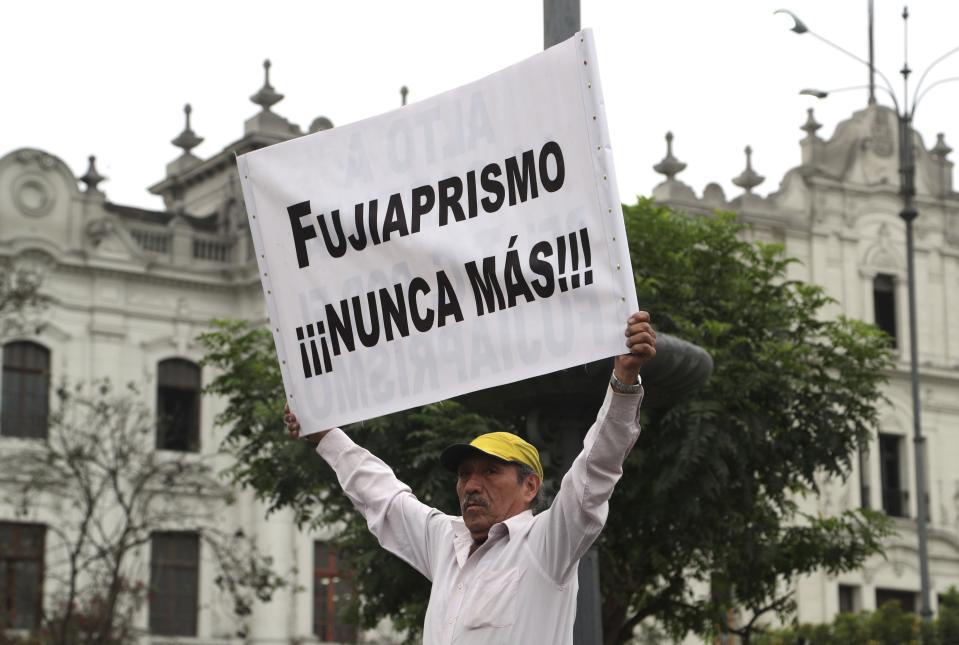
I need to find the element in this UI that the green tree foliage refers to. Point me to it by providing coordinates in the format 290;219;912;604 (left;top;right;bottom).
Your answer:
755;587;959;645
940;587;959;645
600;199;893;644
199;199;892;643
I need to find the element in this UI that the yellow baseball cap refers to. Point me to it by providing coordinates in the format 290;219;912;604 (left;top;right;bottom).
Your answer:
441;432;544;480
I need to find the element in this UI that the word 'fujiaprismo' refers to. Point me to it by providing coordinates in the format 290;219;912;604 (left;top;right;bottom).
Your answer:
287;140;566;268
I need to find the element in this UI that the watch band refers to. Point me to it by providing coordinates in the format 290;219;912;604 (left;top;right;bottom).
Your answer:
609;372;641;394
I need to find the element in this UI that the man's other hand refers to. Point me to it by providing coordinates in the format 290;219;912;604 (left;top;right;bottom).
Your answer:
283;402;331;445
614;311;656;385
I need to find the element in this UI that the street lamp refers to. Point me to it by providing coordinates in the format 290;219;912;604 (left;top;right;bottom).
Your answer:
778;4;959;622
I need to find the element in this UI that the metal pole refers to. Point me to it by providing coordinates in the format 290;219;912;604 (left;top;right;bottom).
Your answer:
899;110;933;621
543;0;580;49
899;130;932;621
905;217;932;621
542;3;602;643
868;0;876;104
898;5;932;621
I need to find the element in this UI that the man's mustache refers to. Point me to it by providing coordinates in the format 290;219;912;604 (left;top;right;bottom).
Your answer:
461;493;489;511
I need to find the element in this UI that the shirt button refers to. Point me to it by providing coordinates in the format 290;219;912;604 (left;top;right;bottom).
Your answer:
457;583;463;590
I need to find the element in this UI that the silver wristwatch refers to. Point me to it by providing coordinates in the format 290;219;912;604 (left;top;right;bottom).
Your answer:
609;372;641;394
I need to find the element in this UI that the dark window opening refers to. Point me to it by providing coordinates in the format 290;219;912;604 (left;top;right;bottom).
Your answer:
0;522;45;630
873;273;897;348
858;447;871;509
879;433;908;518
838;584;859;613
156;359;200;452
149;532;199;636
876;588;917;613
1;342;50;439
314;542;356;643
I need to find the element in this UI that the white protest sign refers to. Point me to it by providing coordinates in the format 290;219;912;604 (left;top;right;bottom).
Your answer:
237;29;638;433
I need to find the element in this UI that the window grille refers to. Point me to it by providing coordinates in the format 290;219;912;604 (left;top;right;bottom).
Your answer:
156;358;201;452
149;532;199;636
1;342;50;439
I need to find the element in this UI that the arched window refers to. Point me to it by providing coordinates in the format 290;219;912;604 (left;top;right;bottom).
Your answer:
1;341;50;439
873;273;897;348
879;433;908;518
156;358;200;452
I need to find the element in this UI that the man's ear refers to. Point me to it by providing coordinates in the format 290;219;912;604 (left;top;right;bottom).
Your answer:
523;474;541;503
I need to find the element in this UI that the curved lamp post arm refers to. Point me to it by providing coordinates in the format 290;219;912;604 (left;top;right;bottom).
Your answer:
800;84;901;113
912;44;959;104
775;9;899;104
912;75;959;118
773;9;807;33
807;31;900;103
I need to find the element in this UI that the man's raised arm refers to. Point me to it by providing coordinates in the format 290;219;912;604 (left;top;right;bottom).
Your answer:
529;311;656;583
284;405;447;580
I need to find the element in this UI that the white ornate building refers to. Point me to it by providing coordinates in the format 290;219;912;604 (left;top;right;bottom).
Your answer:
0;62;377;643
651;101;959;624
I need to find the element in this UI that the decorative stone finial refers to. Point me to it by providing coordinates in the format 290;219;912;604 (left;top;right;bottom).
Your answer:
801;108;822;138
309;116;334;133
732;145;765;194
250;59;284;112
171;104;204;154
702;182;727;206
80;155;107;194
400;86;409;106
932;133;953;161
653;132;687;181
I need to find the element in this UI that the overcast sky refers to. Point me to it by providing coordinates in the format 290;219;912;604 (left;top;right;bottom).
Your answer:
4;0;958;211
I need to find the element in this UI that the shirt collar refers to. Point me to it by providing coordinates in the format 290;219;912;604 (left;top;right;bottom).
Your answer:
450;509;536;568
502;509;535;535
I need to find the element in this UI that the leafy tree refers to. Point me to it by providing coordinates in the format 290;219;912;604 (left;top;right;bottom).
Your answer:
0;380;286;644
199;198;892;643
600;199;892;644
940;586;959;645
754;602;920;645
754;589;959;645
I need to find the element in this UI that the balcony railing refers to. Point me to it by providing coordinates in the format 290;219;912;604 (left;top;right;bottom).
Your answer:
192;236;231;262
130;228;172;254
124;224;246;266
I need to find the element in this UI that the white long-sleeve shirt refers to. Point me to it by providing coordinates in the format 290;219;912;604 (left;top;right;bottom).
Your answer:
315;384;643;645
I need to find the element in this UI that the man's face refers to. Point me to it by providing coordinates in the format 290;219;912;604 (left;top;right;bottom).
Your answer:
456;454;540;542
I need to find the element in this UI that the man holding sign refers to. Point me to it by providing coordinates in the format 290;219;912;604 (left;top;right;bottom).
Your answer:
284;310;655;645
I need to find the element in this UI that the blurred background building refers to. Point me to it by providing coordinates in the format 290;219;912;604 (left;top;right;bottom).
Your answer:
0;62;377;644
651;100;959;622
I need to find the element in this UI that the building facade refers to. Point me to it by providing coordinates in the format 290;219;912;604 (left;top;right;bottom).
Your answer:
651;102;959;624
0;63;382;643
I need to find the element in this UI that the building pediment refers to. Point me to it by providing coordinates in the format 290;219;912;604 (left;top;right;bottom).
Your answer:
812;106;900;187
85;216;147;267
805;105;954;200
